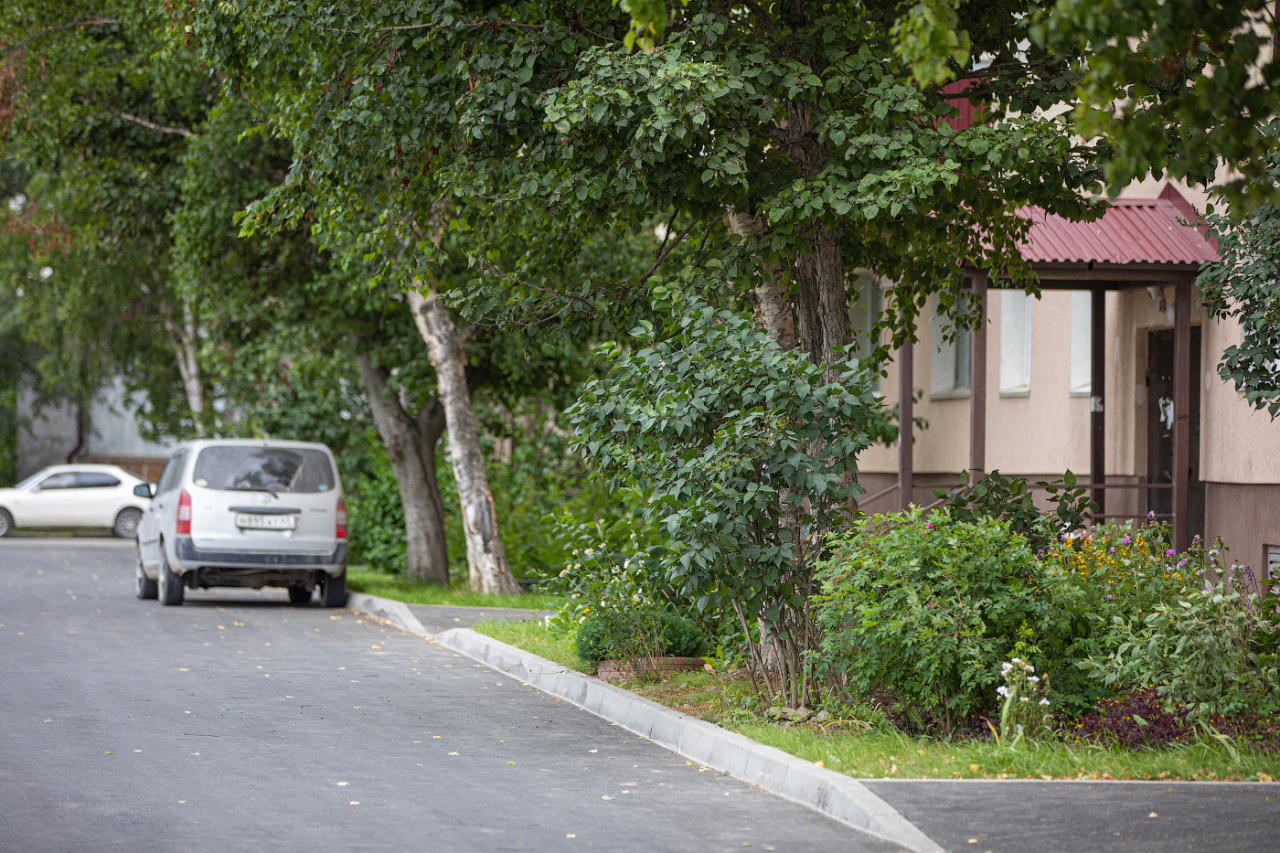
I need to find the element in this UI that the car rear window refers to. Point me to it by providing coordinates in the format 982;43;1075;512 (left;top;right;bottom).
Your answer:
192;447;336;494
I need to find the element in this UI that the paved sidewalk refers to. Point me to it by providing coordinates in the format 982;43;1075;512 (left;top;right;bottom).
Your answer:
351;595;1280;853
407;603;553;634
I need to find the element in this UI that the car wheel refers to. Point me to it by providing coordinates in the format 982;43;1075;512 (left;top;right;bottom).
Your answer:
158;552;184;606
113;507;143;539
319;570;347;608
287;585;312;605
0;508;11;538
135;553;158;600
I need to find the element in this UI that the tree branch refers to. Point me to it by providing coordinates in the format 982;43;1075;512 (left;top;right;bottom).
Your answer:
85;95;195;138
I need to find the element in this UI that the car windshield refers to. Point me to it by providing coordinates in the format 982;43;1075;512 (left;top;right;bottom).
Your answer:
192;447;335;494
12;471;46;490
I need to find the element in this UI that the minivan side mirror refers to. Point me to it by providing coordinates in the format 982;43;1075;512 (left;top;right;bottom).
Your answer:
134;483;156;498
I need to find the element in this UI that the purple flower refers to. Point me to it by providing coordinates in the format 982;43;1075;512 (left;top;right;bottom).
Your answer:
1165;549;1177;556
1120;535;1131;545
1036;549;1044;557
1109;547;1115;555
1147;511;1156;521
925;522;932;529
1178;560;1187;568
1104;594;1114;601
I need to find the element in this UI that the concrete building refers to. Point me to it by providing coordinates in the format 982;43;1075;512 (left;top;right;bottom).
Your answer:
858;182;1280;582
16;378;175;483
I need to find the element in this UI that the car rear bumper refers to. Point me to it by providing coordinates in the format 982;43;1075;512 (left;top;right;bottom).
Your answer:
173;537;347;574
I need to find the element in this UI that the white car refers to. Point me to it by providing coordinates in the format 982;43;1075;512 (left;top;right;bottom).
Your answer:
134;439;348;607
0;464;151;538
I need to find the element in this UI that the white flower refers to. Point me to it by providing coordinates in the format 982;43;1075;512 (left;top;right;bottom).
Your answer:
996;686;1010;698
1010;657;1023;665
1001;662;1013;675
1020;696;1029;702
1039;698;1050;706
1025;664;1035;673
1026;675;1040;684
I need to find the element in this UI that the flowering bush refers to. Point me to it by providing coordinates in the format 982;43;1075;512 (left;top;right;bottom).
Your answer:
1079;580;1280;717
1028;518;1213;716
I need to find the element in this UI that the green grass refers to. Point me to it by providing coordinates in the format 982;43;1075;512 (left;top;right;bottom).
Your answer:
346;568;566;610
733;724;1280;782
472;618;582;670
464;615;1280;782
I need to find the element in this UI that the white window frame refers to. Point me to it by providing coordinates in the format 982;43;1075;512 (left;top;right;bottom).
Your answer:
930;296;971;399
999;291;1031;396
1070;291;1092;396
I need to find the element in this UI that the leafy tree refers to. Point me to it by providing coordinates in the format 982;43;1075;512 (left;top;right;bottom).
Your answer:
1197;143;1280;418
892;0;1280;212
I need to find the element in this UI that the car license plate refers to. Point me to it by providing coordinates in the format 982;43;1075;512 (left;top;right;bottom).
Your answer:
236;513;296;530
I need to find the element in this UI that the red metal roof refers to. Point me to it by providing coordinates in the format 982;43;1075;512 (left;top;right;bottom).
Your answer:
1017;185;1219;266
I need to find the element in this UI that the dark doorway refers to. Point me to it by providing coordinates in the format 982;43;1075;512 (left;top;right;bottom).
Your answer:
1146;328;1204;540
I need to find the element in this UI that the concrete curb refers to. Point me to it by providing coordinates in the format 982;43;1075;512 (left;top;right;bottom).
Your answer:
348;593;943;853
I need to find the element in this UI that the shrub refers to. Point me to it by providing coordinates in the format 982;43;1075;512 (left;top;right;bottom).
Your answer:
938;469;1096;552
1079;582;1280;718
345;457;408;574
576;609;710;664
570;291;886;708
814;508;1041;733
1028;519;1195;715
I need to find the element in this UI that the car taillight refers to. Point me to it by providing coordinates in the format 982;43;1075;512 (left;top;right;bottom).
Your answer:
176;489;192;535
335;496;347;540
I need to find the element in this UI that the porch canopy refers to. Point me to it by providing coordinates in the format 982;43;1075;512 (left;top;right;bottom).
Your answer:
896;185;1221;551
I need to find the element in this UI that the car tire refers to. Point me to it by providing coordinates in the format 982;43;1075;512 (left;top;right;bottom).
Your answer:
158;552;184;606
0;508;11;538
319;570;347;608
287;585;312;605
135;554;158;600
113;507;143;539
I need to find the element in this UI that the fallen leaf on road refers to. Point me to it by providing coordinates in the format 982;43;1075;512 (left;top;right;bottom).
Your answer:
448;751;459;756
1148;813;1158;818
601;795;614;800
104;751;113;755
43;719;51;723
336;782;349;787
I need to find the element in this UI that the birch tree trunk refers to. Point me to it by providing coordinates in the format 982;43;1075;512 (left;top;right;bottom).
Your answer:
726;209;798;349
354;352;450;584
406;288;521;595
163;296;207;435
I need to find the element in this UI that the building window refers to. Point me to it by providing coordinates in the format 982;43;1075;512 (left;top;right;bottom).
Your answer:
931;296;971;398
999;291;1031;395
847;271;882;391
1070;291;1092;395
848;271;882;362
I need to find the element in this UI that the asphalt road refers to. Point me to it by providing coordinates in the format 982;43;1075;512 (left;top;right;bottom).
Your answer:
0;539;898;853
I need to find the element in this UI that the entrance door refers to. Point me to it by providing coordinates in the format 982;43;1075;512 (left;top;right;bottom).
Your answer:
1146;328;1204;540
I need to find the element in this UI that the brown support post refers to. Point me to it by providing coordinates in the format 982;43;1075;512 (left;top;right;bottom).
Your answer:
1172;277;1192;552
969;272;988;478
899;336;914;511
1091;286;1107;515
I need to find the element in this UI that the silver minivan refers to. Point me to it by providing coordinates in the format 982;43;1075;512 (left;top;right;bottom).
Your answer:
134;439;348;607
